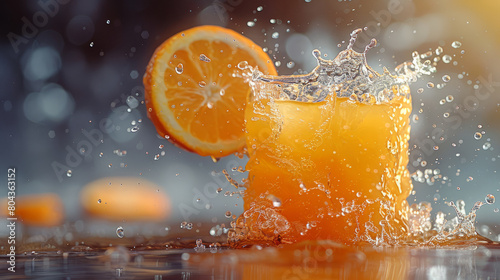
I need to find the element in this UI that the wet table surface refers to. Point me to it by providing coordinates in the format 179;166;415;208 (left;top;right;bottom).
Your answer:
1;245;499;280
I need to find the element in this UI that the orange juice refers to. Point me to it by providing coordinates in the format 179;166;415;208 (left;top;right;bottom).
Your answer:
231;44;414;245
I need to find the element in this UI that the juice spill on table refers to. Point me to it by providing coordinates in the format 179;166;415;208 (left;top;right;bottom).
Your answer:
227;29;455;246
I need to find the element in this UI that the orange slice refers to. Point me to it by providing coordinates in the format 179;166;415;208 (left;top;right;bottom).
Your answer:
144;25;277;157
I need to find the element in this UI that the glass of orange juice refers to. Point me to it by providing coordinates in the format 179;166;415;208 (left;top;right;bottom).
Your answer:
230;44;414;246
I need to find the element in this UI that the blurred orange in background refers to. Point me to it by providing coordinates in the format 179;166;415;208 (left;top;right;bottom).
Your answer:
0;193;64;227
80;177;171;222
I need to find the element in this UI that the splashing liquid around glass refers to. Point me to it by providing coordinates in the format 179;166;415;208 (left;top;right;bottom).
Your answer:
229;29;487;247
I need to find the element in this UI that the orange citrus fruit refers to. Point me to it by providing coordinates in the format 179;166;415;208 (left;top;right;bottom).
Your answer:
144;25;277;157
0;193;64;227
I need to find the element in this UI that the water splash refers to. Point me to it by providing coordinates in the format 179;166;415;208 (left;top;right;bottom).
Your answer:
240;28;437;105
406;199;493;245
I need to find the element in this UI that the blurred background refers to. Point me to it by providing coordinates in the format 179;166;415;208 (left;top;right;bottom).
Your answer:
0;0;499;245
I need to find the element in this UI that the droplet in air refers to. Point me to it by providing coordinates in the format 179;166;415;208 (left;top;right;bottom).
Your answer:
90;42;94;47
126;96;139;109
287;61;295;68
199;81;206;87
97;199;101;204
483;142;491;150
106;20;110;25
66;170;72;177
237;61;249;70
442;75;451;82
451;41;462;48
442;55;452;63
175;63;183;74
199;54;211;62
257;6;263;11
474;132;482;140
116;226;124;238
446;95;454;102
427;82;434;88
266;194;282;207
272;32;279;39
485;194;495;204
225;211;232;218
247;21;255;27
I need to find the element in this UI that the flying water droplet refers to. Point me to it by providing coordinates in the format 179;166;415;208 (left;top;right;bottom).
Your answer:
66;170;72;177
435;46;443;55
116;226;124;238
474;132;482;140
175;63;183;74
451;41;462;48
126;96;139;108
97;199;101;204
199;81;206;87
483;142;491;150
199;54;211;62
225;211;232;218
272;32;279;39
485;194;495;204
446;95;454;102
266;194;282;207
442;75;451;82
90;42;94;47
247;21;255;27
106;20;110;25
442;55;452;63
